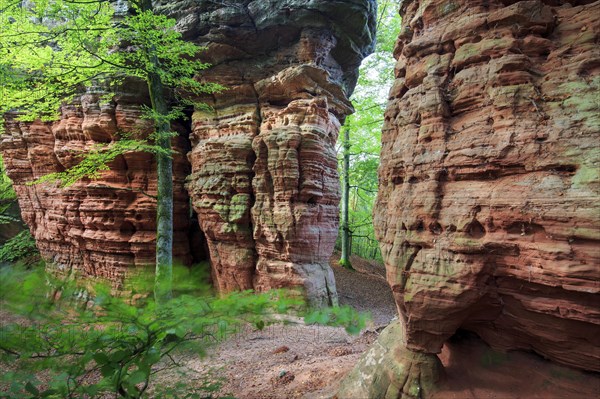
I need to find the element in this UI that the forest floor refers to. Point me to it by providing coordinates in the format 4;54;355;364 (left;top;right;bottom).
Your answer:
2;256;597;398
180;254;600;399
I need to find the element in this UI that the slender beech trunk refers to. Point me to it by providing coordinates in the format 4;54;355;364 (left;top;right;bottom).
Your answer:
140;0;173;302
340;123;352;269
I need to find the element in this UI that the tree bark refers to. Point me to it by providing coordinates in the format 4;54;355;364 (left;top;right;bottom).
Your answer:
140;0;173;302
340;123;352;269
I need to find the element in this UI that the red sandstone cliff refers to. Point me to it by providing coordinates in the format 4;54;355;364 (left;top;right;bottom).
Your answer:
169;0;376;306
1;1;376;305
1;90;193;283
340;1;599;397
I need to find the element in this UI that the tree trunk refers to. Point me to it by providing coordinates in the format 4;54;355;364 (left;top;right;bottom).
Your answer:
140;0;173;302
340;123;352;270
151;87;173;303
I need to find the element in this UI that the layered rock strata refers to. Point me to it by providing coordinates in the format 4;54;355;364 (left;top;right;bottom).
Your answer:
178;0;376;306
1;1;376;305
342;0;600;396
1;90;193;283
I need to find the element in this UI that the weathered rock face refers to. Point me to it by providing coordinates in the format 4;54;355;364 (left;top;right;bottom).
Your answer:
177;0;376;306
1;89;193;282
338;320;443;399
342;0;599;396
1;1;376;305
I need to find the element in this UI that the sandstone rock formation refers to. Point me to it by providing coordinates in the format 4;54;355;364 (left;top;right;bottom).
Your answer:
1;91;193;283
1;1;376;305
177;0;376;306
341;0;600;396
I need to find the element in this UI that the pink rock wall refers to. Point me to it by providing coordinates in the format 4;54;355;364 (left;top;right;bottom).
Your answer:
179;1;376;306
374;0;599;372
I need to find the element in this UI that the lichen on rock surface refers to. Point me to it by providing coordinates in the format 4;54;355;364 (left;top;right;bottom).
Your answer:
342;0;600;396
180;0;376;306
337;320;443;399
1;0;377;305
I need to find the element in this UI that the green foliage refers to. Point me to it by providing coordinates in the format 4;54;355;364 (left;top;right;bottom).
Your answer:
0;0;224;183
337;0;400;261
0;266;367;398
0;155;38;263
1;1;111;123
0;0;225;298
31;139;161;188
0;230;37;263
0;0;223;123
0;265;299;398
0;155;18;225
304;306;368;336
0;156;16;202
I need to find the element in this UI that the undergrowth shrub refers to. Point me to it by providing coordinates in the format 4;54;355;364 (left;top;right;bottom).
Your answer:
0;154;40;265
0;265;367;398
0;230;38;263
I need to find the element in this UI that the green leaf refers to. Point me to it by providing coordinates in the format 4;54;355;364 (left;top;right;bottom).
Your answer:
10;381;21;394
109;350;128;363
175;325;187;338
255;320;265;331
143;348;161;365
25;382;39;396
304;312;318;324
127;369;148;385
82;385;99;396
346;324;361;335
100;363;116;378
217;319;228;333
93;352;109;365
40;389;59;398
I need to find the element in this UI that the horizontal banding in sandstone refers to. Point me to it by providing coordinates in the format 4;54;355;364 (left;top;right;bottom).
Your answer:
376;0;600;372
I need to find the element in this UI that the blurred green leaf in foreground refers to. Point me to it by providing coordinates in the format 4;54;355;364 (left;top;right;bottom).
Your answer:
0;264;367;398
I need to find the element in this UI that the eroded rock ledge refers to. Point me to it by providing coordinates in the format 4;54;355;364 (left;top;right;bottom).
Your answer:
179;0;376;306
1;1;376;305
1;88;194;282
341;0;599;397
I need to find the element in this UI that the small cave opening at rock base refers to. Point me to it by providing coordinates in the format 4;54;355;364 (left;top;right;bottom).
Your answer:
436;328;600;398
182;208;214;289
187;209;210;265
